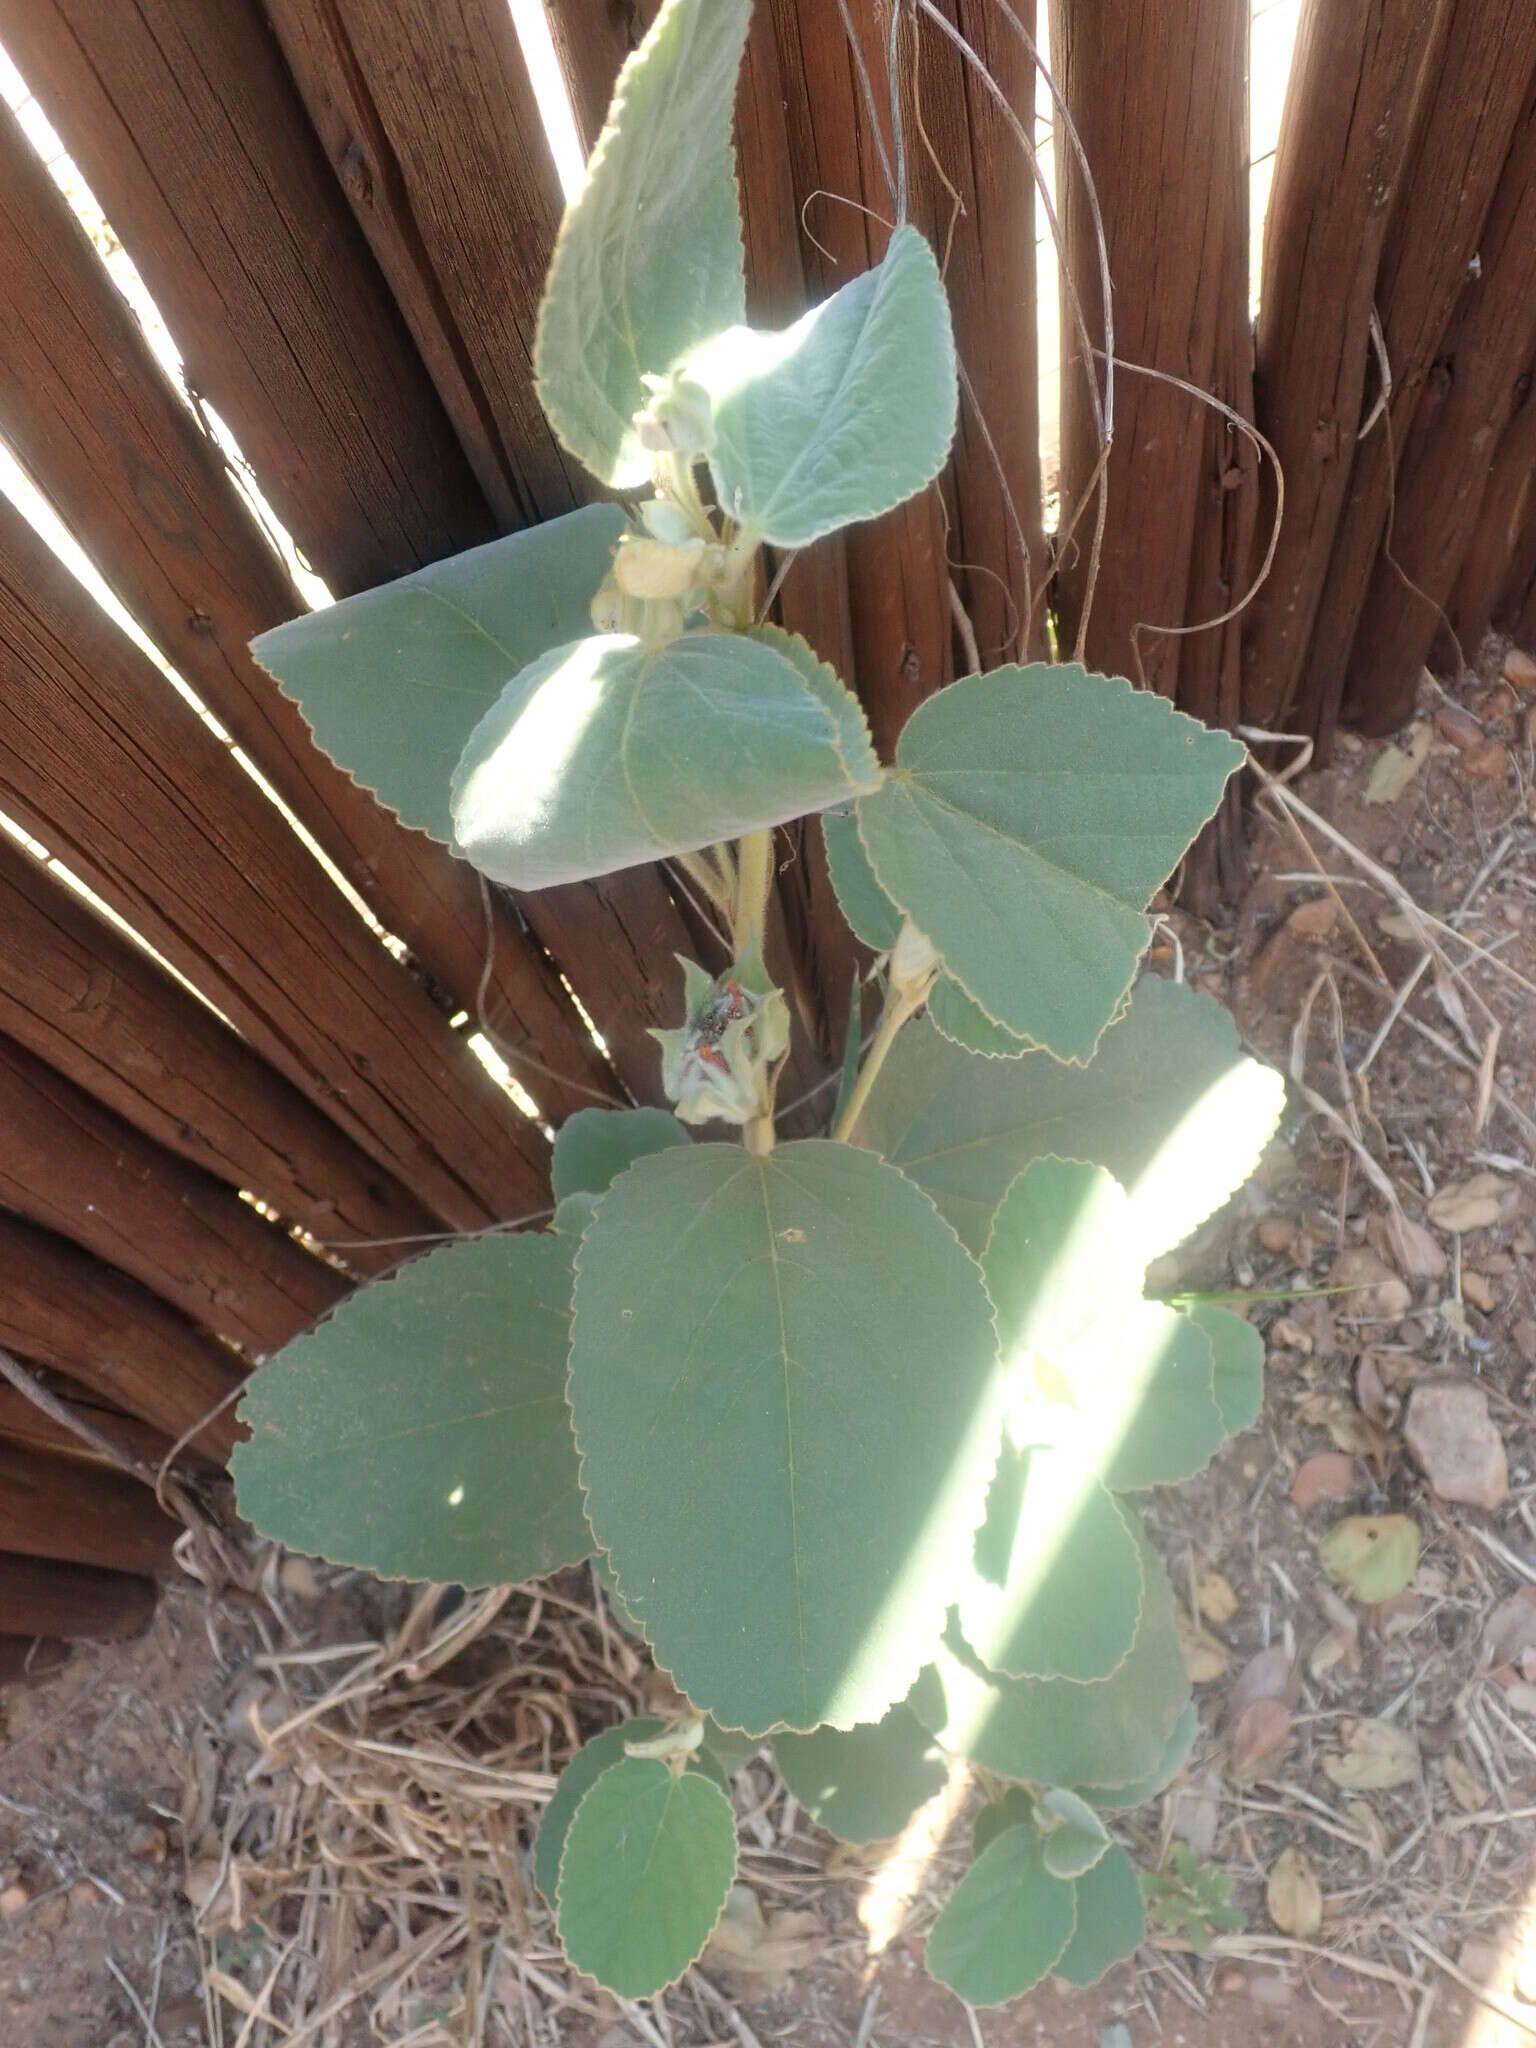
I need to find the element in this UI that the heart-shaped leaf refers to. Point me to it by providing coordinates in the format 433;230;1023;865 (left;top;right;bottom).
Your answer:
1319;1515;1421;1605
855;666;1244;1059
773;1704;948;1844
557;1757;738;1996
925;1822;1076;2007
534;0;750;487
689;225;957;547
232;1232;589;1586
451;631;880;889
251;505;626;845
1054;1842;1145;1985
856;976;1284;1261
534;1718;727;1905
569;1141;1002;1733
552;1107;691;1205
960;1444;1144;1681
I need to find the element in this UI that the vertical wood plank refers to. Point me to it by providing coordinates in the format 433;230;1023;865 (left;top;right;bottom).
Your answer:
1241;0;1444;730
1451;376;1536;654
1297;0;1536;745
1342;78;1536;732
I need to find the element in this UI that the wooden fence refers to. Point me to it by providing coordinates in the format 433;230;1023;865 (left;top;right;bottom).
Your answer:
0;0;1532;1668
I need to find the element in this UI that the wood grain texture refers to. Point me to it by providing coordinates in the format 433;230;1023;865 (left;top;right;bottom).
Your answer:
0;1440;177;1577
262;0;587;528
1051;0;1250;703
1242;0;1445;729
0;1554;157;1643
0;102;620;1127
0;1210;243;1462
1452;363;1536;652
1298;0;1536;744
0;0;494;596
0;1033;345;1352
908;0;1045;668
0;493;552;1229
1498;510;1536;647
1343;76;1536;731
0;836;437;1269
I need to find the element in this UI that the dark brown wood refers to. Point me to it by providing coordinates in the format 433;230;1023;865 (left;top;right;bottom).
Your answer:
907;0;1047;670
1176;11;1255;906
0;1382;205;1476
262;0;587;529
1297;0;1536;745
546;0;654;154
0;0;495;596
1242;0;1444;730
0;1554;157;1643
0;493;551;1228
1452;368;1536;653
1498;513;1536;646
0;1638;72;1684
0;1440;177;1577
0;102;621;1128
0;1211;243;1462
0;836;438;1268
1052;0;1255;703
1343;78;1536;731
0;1033;345;1352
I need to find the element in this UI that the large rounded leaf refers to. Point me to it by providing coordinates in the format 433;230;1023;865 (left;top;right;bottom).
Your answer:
557;1757;737;1996
925;1823;1076;2007
534;1719;726;1905
451;631;880;889
910;1520;1191;1788
250;506;626;845
960;1446;1143;1681
855;976;1284;1260
689;225;957;548
1188;1302;1265;1435
773;1704;948;1845
855;666;1244;1060
1080;1702;1199;1810
232;1232;589;1586
927;976;1033;1058
534;0;750;487
822;807;902;952
568;1140;1003;1733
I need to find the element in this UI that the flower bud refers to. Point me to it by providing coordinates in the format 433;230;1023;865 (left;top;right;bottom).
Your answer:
650;954;790;1127
613;533;707;600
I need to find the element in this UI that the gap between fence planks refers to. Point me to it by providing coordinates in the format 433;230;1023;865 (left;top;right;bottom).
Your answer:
0;1553;158;1644
0;836;440;1270
1296;0;1536;748
0;1439;178;1577
0;1210;244;1462
0;1032;347;1354
0;99;620;1126
0;492;551;1229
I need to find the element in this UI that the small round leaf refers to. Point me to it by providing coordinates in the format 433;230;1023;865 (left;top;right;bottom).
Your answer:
925;1823;1076;2007
1054;1842;1145;1986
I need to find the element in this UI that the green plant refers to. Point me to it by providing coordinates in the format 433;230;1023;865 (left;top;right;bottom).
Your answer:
231;0;1282;2009
1141;1843;1246;1955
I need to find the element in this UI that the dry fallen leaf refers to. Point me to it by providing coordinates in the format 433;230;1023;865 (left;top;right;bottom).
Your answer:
1343;1799;1389;1864
1435;703;1484;752
1485;1588;1536;1668
1228;1696;1292;1783
1290;1451;1364;1511
1371;1212;1447;1282
1197;1571;1240;1625
1404;1381;1508;1510
704;1885;823;1992
1227;1645;1294;1724
1441;1754;1487;1813
1427;1172;1512;1234
1460;1269;1498;1314
1266;1846;1323;1938
1364;722;1432;805
1168;1765;1222;1859
1176;1608;1232;1684
1319;1515;1422;1605
1309;1627;1361;1681
1322;1717;1420;1791
1355;1351;1399;1428
1505;647;1536;691
1329;1247;1411;1320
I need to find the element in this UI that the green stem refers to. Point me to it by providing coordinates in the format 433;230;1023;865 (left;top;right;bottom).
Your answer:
677;847;733;916
830;978;929;1144
732;829;775;956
